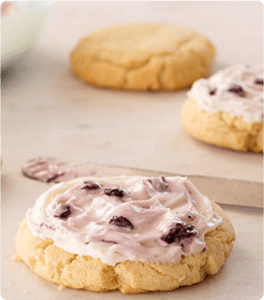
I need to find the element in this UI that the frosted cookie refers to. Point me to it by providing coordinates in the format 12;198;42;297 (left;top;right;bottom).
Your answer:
181;64;263;152
15;176;235;294
70;23;216;91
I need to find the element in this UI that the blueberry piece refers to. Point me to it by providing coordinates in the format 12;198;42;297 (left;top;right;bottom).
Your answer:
254;78;264;85
109;216;134;230
188;215;194;221
209;87;217;95
160;177;169;191
147;177;168;192
161;222;197;244
54;203;71;219
46;173;64;183
40;223;55;230
101;239;118;244
227;84;245;97
104;188;125;197
81;181;101;190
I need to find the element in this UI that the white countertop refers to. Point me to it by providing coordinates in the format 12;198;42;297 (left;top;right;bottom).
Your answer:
2;1;263;183
1;3;263;299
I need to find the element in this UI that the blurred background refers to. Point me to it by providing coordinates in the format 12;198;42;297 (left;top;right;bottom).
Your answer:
2;1;263;182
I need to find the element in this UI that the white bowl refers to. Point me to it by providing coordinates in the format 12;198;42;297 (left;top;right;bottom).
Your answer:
1;1;53;69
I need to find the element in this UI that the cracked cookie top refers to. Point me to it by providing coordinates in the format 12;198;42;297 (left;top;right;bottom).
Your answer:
70;23;216;91
26;176;222;265
188;64;263;123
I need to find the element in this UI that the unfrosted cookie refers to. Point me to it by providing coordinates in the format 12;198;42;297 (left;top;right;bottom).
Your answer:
15;176;235;294
70;23;216;91
181;64;263;152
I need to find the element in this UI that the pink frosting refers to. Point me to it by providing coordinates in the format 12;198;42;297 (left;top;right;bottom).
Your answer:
22;157;96;183
188;64;263;123
26;176;222;265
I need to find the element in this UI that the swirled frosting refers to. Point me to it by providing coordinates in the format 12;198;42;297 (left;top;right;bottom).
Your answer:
188;64;263;123
26;176;222;265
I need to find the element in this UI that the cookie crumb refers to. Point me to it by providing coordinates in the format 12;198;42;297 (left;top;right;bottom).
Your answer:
12;254;21;261
58;285;66;291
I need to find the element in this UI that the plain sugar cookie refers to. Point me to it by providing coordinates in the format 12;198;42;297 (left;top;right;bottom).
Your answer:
181;64;263;152
15;176;235;294
70;23;216;91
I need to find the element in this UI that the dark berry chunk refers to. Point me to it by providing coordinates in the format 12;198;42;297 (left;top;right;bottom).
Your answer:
54;203;71;219
81;180;101;190
227;84;245;97
160;177;169;191
254;78;264;85
209;87;217;95
109;216;134;230
147;177;168;192
101;239;117;244
46;173;64;183
188;214;195;221
161;222;197;244
104;188;125;197
40;223;55;230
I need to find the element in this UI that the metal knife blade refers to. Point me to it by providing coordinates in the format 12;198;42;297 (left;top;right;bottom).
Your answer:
22;158;263;208
73;161;264;208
